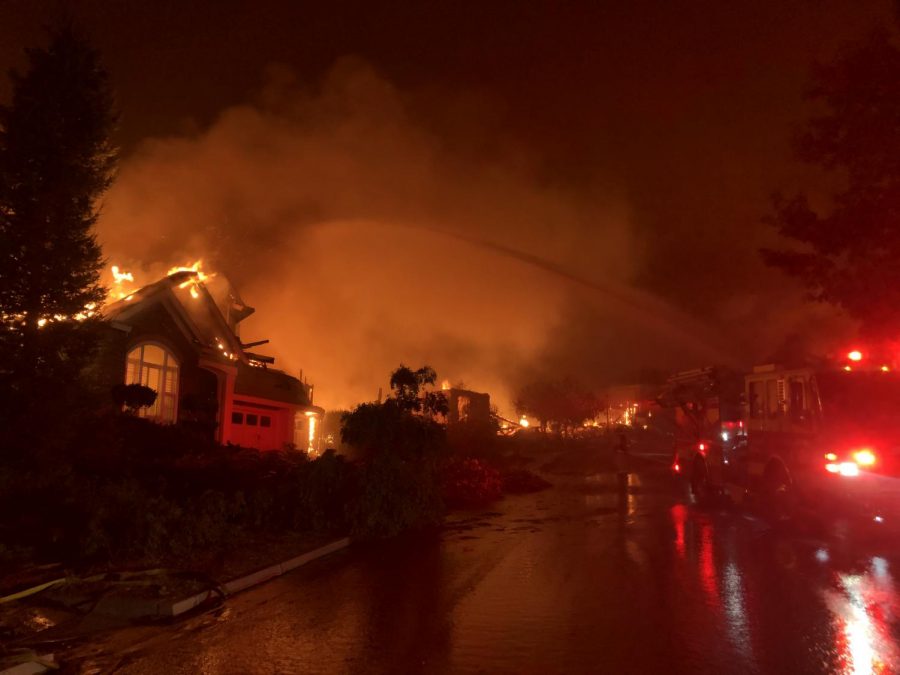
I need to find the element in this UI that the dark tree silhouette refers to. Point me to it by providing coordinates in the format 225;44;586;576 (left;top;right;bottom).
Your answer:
388;364;448;416
340;365;448;537
341;364;448;457
762;28;900;338
0;26;117;390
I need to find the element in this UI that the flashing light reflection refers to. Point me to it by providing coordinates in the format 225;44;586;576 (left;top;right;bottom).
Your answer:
829;573;895;675
848;350;863;362
826;452;838;461
698;519;719;604
723;560;752;661
840;462;861;477
825;462;861;476
670;504;686;558
853;449;876;466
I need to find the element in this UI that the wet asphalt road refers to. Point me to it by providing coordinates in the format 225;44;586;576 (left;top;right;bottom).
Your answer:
70;464;900;674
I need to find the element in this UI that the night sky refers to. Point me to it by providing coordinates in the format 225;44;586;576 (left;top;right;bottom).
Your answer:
0;0;892;410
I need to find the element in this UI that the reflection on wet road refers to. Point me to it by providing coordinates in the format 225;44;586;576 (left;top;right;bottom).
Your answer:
78;468;900;674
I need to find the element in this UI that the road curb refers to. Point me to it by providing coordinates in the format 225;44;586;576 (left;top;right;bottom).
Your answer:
0;653;55;675
1;539;351;674
83;537;352;621
159;537;351;618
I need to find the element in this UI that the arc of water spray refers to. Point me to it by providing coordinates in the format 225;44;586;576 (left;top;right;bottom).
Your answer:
310;219;741;368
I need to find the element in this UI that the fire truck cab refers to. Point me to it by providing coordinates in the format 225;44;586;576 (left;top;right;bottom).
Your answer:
681;353;900;526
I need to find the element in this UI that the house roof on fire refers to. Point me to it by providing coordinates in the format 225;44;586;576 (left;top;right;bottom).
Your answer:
104;271;244;361
103;272;312;408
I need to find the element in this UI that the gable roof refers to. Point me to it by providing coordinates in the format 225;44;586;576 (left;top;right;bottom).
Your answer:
103;271;244;363
103;271;316;409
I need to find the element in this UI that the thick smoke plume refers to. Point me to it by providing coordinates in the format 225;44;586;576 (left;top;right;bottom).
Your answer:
97;58;844;413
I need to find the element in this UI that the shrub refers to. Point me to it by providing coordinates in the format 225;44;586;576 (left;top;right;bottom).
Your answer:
440;456;503;508
351;452;443;539
501;469;551;495
447;418;501;458
110;383;157;414
300;450;356;533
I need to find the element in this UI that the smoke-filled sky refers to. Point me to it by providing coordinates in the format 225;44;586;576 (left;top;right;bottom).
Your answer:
1;0;890;412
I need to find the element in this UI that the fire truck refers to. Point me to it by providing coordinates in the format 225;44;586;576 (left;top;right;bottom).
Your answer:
659;366;746;476
670;351;900;526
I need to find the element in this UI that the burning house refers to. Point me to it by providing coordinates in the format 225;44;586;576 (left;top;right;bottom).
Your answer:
439;384;492;425
100;268;323;453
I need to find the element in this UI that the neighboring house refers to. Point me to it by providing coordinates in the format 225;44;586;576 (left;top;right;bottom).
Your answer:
101;270;323;453
442;387;491;424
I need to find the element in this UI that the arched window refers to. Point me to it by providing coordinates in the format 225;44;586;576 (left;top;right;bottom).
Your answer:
125;343;179;423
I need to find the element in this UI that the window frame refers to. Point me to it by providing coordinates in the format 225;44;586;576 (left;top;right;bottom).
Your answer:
125;341;180;424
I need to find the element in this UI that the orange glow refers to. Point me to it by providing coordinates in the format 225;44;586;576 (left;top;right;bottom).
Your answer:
825;452;838;461
853;449;876;467
189;286;200;299
881;365;890;372
519;416;530;428
304;411;318;454
441;379;451;391
844;365;852;372
848;350;863;362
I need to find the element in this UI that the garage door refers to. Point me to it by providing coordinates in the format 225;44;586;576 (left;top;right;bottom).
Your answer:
231;407;279;450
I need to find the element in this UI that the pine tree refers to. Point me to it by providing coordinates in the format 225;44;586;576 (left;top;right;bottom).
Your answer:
0;26;117;394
